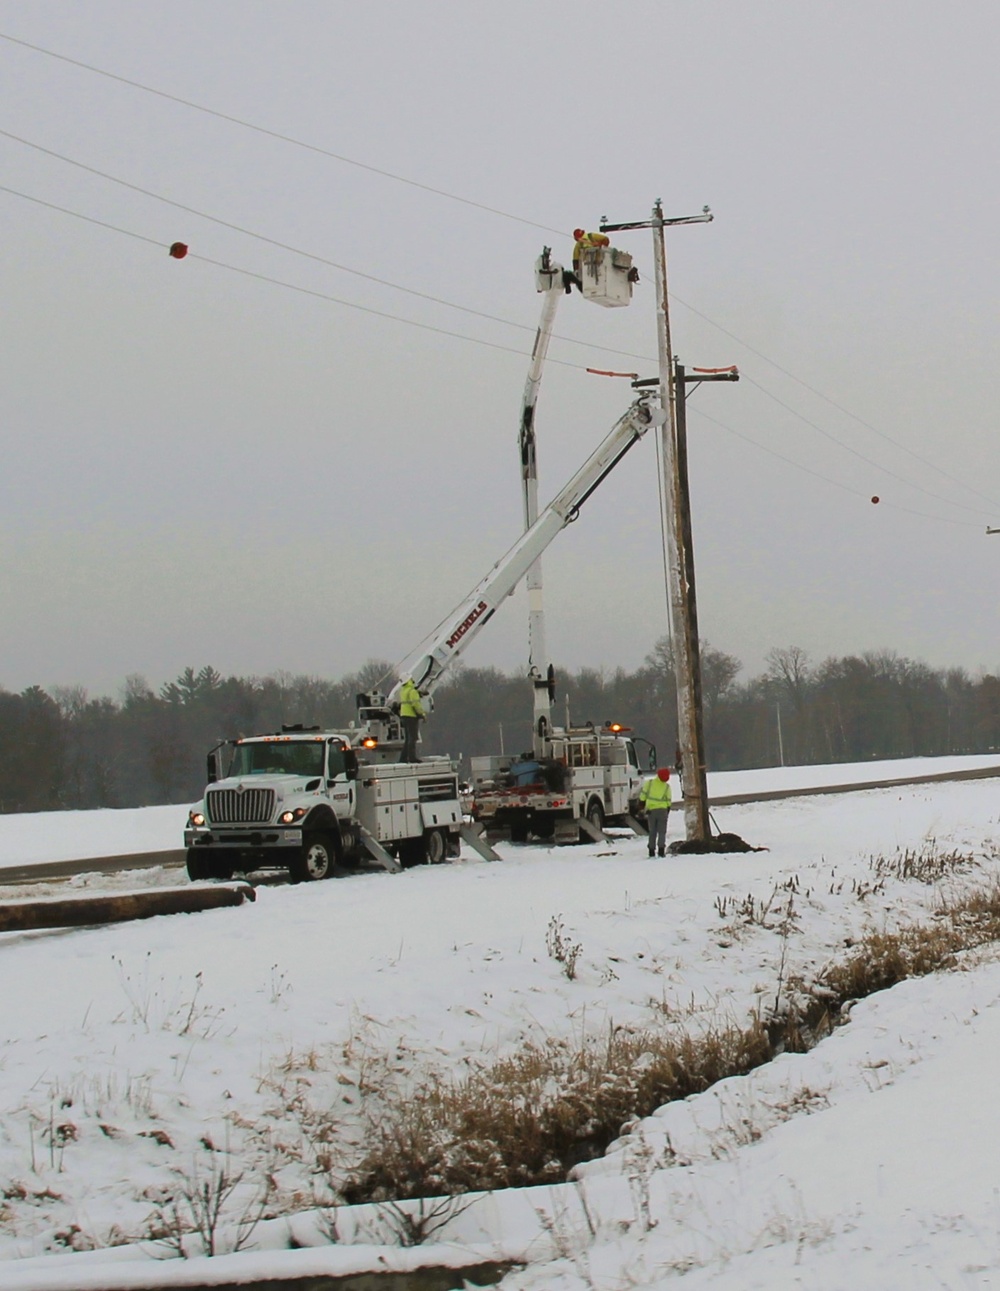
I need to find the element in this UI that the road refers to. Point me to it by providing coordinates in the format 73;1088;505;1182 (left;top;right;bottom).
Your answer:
4;761;999;886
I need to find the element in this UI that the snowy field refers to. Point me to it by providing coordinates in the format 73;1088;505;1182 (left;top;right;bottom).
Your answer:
2;755;1000;1288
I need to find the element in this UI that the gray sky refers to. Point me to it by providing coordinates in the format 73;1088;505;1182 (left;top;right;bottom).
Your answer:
2;0;999;698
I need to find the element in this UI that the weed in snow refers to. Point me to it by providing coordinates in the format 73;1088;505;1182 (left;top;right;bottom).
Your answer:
547;915;583;981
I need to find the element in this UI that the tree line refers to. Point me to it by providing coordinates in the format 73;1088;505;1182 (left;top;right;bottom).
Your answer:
2;640;999;814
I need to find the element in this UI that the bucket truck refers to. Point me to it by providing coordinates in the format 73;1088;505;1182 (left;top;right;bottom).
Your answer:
467;244;651;846
522;245;637;749
183;395;662;883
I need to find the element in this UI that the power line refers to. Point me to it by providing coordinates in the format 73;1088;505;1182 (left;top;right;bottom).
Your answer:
0;182;590;370
7;174;1000;531
689;405;979;530
742;374;997;520
1;178;992;530
5;25;996;515
671;292;1000;512
0;29;563;236
0;125;649;367
0;182;163;249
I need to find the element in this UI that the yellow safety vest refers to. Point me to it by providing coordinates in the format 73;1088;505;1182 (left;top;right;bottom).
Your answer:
399;680;424;719
640;777;672;810
573;231;610;264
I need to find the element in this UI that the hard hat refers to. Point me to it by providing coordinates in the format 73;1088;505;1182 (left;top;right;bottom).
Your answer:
657;768;671;781
573;228;585;240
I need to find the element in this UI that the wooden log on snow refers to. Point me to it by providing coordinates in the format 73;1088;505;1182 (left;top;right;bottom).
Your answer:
0;882;255;933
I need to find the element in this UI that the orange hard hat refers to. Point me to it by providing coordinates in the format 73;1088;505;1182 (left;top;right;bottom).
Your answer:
657;768;671;781
573;228;585;240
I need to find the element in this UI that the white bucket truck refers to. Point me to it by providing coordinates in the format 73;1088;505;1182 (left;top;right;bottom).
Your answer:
469;723;655;846
184;393;663;882
185;726;463;881
467;243;654;845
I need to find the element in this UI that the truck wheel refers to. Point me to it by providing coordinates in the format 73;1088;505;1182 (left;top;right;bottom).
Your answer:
510;822;529;843
186;849;209;881
291;833;335;882
580;798;605;842
424;828;447;865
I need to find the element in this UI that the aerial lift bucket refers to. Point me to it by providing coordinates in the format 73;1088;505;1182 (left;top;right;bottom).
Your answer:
578;246;634;307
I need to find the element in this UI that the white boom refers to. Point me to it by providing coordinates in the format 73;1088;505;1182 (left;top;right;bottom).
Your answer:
384;394;664;707
520;250;568;740
519;244;637;749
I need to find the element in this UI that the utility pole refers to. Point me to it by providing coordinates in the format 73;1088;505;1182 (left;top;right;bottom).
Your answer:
672;359;738;836
602;202;722;842
632;359;738;838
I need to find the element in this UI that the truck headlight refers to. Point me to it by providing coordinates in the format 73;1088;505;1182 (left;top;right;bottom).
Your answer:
189;811;206;827
279;807;308;824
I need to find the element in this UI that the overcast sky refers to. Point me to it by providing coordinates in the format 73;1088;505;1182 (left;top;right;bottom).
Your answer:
2;1;998;698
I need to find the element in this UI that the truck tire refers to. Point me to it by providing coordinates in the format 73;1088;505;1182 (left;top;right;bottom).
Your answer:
424;828;447;865
580;798;605;842
186;849;209;881
509;822;529;843
399;829;447;867
187;851;235;882
291;833;335;882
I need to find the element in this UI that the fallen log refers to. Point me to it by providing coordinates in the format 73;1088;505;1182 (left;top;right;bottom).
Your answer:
0;882;255;933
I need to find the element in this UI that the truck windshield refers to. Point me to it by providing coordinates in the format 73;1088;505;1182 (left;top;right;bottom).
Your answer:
228;741;325;778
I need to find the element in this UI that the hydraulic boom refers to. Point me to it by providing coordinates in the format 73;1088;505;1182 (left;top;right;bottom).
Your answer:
521;250;567;738
379;394;664;712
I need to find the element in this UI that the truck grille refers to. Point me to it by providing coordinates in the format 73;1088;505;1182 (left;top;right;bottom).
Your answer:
207;787;276;825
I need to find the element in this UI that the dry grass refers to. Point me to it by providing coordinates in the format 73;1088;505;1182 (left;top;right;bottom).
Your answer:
869;842;977;885
339;877;1000;1204
820;878;1000;1003
341;1019;773;1203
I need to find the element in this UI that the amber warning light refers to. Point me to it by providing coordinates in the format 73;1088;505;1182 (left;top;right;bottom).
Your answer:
361;737;378;749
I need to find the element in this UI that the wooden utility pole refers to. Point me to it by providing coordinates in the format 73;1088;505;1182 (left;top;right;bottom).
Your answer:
601;203;726;842
673;360;739;835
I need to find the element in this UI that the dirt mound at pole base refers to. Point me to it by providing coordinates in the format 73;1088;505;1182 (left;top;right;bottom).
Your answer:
668;832;767;855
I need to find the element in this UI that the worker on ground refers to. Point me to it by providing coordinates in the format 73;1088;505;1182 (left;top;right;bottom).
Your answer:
569;227;610;291
398;676;425;763
640;767;672;858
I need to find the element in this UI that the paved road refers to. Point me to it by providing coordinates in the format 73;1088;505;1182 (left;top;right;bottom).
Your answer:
0;848;186;886
4;762;1000;886
708;760;1000;805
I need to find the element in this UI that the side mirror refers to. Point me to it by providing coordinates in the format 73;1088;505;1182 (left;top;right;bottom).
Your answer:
648;746;657;771
344;749;359;780
206;751;220;784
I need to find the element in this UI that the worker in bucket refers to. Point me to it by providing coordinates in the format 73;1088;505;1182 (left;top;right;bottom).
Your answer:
570;227;610;289
398;676;425;763
639;768;672;858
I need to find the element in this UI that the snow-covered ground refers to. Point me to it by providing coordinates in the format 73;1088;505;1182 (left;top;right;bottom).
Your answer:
0;805;182;870
2;755;1000;1288
4;753;1000;870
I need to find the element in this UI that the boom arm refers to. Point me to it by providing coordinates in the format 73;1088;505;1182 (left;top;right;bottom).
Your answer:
521;254;567;697
385;395;664;705
521;250;566;736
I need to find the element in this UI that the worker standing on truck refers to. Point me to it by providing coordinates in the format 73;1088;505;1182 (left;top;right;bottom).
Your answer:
399;677;425;763
640;768;672;858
